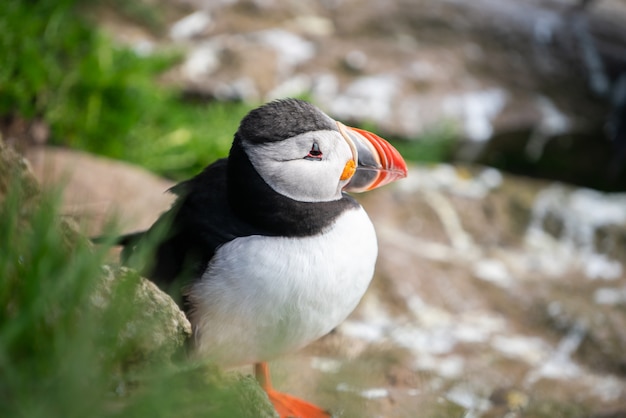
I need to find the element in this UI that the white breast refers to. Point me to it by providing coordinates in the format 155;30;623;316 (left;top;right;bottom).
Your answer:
187;206;377;367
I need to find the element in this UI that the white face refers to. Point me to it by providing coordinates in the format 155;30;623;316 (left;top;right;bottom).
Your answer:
242;129;355;202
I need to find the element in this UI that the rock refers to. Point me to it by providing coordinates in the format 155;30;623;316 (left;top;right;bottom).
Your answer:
183;41;222;82
24;145;175;236
93;265;192;364
0;133;40;204
254;29;316;75
326;74;400;127
229;374;280;418
169;10;213;40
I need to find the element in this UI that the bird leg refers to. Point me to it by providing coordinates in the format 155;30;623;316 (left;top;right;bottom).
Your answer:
254;362;331;418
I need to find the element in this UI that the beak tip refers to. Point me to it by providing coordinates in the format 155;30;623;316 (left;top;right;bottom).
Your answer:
341;124;408;192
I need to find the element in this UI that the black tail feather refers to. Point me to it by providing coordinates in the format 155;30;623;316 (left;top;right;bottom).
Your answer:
91;231;145;247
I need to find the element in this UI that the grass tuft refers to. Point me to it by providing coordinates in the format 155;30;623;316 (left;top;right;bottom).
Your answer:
0;178;110;417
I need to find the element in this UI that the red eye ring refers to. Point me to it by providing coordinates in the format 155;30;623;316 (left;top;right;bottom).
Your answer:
304;142;322;160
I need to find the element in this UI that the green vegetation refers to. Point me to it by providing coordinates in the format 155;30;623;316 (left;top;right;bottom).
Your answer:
0;0;253;180
523;398;589;418
0;165;271;418
388;123;456;164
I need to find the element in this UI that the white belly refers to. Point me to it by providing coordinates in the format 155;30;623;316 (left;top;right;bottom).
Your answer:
187;206;377;367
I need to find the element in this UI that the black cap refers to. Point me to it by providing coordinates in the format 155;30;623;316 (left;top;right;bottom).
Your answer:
235;99;336;144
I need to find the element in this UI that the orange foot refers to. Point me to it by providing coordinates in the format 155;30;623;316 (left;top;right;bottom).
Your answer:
255;363;331;418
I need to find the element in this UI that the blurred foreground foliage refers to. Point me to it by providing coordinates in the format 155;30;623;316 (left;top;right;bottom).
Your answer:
0;169;270;418
0;0;253;180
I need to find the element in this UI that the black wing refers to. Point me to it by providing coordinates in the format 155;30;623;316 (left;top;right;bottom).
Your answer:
121;158;270;302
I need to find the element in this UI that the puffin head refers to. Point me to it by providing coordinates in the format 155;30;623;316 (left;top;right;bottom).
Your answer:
232;99;407;203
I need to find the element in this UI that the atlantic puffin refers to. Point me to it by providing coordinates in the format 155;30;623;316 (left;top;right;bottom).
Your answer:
121;98;408;418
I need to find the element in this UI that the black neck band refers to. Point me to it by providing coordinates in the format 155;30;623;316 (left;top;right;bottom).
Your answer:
227;139;359;237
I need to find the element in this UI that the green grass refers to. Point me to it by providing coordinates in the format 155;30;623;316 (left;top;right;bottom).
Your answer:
0;0;254;181
388;123;457;164
0;178;117;417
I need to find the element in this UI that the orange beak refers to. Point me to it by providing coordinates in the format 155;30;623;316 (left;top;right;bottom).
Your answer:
337;122;408;192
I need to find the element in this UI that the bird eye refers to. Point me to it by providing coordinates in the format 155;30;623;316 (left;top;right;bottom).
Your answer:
304;142;323;161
